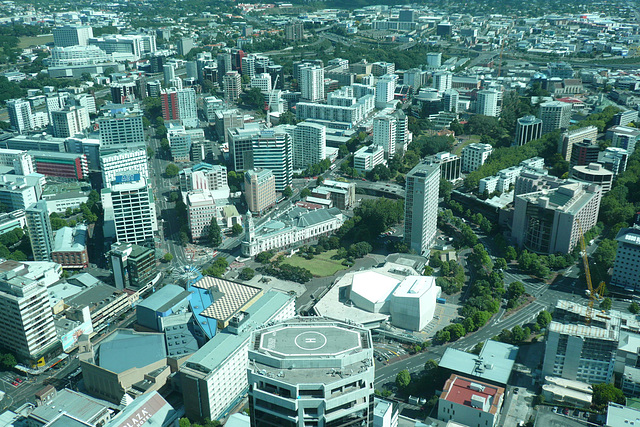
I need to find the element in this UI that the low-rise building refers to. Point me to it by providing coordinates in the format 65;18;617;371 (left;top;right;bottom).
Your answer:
51;224;88;269
570;163;614;192
438;375;505;427
439;340;518;386
461;143;493;173
354;144;385;173
186;191;218;244
311;180;355;210
66;283;131;331
542;376;592;408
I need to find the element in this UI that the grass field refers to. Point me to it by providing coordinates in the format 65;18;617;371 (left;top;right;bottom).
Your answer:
453;135;480;156
282;249;348;277
18;35;53;49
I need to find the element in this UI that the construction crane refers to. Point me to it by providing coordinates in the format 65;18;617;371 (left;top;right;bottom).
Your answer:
576;219;606;324
265;74;279;128
497;37;505;78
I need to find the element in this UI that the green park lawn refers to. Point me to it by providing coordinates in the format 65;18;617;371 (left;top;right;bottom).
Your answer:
18;35;54;49
453;134;481;156
282;249;348;277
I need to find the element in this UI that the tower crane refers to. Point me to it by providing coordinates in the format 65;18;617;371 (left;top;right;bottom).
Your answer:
265;74;279;128
576;219;606;324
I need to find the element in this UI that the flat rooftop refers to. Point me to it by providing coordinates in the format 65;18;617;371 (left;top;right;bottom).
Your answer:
192;276;262;323
441;375;504;415
258;324;362;358
439;340;518;385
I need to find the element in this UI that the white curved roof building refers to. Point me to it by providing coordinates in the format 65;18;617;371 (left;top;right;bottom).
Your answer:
390;276;441;331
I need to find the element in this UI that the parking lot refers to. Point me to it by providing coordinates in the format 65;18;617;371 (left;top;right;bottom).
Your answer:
534;406;589;426
0;374;25;388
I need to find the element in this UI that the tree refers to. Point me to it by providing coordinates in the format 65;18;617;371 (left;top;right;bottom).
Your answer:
507;282;525;301
179;418;191;427
630;302;640;314
255;251;274;264
169;192;180;202
439;179;453;202
163;253;173;263
239;268;255;281
592;383;625;409
283;186;293;198
600;297;613;311
316;176;324;186
536;310;552;329
208;218;222;247
0;353;16;369
395;369;411;389
301;188;312;198
338;144;349;158
179;232;189;246
146;145;155;159
504;246;517;262
165;163;179;178
231;224;243;236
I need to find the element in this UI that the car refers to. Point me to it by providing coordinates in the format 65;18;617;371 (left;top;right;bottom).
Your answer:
15;378;22;383
10;381;18;386
573;409;580;416
583;412;589;419
513;388;519;394
553;407;558;413
563;408;569;415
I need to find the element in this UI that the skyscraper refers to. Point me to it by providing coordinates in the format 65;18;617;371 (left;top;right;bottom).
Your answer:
433;72;452;92
161;88;198;127
442;88;459;113
373;114;397;159
251;129;293;191
299;64;325;102
223;70;242;103
53;25;93;47
101;173;157;246
476;89;501;117
404;161;440;255
26;200;54;262
514;115;543;146
292;121;326;169
0;267;58;361
375;74;398;109
540;101;572;134
50;106;90;138
100;147;149;189
7;99;35;134
97;107;145;148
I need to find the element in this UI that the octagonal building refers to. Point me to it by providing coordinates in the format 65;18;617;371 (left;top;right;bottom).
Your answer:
247;317;375;427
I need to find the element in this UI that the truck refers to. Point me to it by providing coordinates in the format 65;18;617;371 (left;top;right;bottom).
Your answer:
436;297;446;304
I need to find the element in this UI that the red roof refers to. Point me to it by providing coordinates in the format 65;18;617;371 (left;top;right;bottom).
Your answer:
441;375;504;414
556;97;584;104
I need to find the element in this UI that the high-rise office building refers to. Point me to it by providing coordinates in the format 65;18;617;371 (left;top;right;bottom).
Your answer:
50;106;90;138
161;88;198;127
442;88;459;113
433;72;452;92
611;226;640;291
284;21;304;41
609;125;640;155
0;149;34;175
247;318;375;427
569;140;599;167
292;122;326;169
353;144;385;173
598;147;628;177
109;241;157;290
185;192;218;244
404;161;440;255
376;74;398;109
476;89;501;117
251;129;293;191
560;126;598;161
7;99;35;134
373;114;397;159
514;115;543;146
100;147;149;189
101;173;157;246
178;38;194;56
25;200;54;262
223;70;242;103
540;101;572;134
53;25;93;47
163;63;176;86
300;64;325;102
244;168;276;214
0;267;58;361
110;81;136;104
426;52;442;68
97;107;145;148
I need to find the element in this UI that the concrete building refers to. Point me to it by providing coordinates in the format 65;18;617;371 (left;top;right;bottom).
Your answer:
512;182;601;254
167;123;193;162
354;144;385;173
404;161;440;256
433;72;453;93
97;106;145;149
312;180;356;210
569;140;600;167
599;147;628;177
476;89;501;117
514;115;543;146
7;98;35;134
53;25;93;47
426;52;442;68
100;147;149;189
541;376;592;409
105;391;180;427
570;163;614;192
0;177;39;212
438;375;505;427
161;88;198;128
461;143;493;173
102;174;157;246
179;163;229;196
439;340;518;387
250;73;272;93
178;37;194;56
373;114;397;159
292;122;326;169
29;151;88;180
543;300;618;384
51;224;88;269
242;207;344;257
0;268;58;361
284;21;304;41
429;151;461;182
442;88;459;113
373;398;398;427
180;291;295;422
609;125;640;155
50;105;90;138
26;387;112;426
611;226;640;292
244;168;276;214
26;200;54;262
186;191;219;244
247;318;375;427
376;74;398;109
78;330;176;404
540;101;572;134
300;64;325;102
479;157;545;195
0;148;34;175
613;110;638;127
223;71;242;103
110;242;157;290
389;275;441;331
